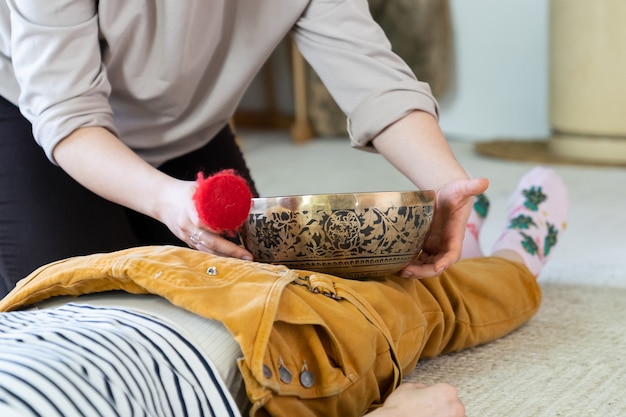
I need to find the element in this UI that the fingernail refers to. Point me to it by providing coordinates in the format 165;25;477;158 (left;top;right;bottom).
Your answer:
400;271;412;278
242;255;253;261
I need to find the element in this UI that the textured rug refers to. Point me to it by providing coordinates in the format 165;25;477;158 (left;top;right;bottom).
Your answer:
403;284;626;417
474;140;626;168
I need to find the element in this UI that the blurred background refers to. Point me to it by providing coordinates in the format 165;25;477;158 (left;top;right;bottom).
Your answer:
236;0;550;142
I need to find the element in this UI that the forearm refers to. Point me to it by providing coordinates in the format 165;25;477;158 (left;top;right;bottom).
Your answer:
372;111;469;191
52;127;180;221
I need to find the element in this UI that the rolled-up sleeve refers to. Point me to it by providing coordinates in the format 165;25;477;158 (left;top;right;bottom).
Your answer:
7;0;116;163
293;0;439;150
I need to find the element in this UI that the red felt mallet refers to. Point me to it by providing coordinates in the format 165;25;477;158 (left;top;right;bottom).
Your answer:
192;169;253;236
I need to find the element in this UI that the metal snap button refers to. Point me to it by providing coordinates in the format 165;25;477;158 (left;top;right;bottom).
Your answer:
206;266;218;275
299;370;314;388
299;361;314;388
279;365;292;383
276;358;293;384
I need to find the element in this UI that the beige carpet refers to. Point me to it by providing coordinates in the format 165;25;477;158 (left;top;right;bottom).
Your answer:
404;284;626;417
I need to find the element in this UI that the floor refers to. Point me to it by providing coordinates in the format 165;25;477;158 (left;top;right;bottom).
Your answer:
239;129;626;288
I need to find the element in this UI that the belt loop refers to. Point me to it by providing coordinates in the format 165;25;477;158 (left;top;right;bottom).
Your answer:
292;273;342;300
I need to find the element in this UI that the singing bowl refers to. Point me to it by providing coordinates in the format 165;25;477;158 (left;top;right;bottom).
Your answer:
240;190;436;280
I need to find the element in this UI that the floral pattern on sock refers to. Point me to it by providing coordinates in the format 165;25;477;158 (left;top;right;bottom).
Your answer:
474;194;490;219
522;186;547;211
520;232;539;256
462;194;490;259
508;214;537;230
492;167;568;277
544;222;559;256
508;186;558;258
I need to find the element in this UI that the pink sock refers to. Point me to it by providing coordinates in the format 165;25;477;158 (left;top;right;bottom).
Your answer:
461;193;490;259
491;167;568;276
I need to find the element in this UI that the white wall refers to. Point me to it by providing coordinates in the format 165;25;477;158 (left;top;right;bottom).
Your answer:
439;0;551;141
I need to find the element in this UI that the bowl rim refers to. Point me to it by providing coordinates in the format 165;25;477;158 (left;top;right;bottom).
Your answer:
248;189;436;214
251;189;436;201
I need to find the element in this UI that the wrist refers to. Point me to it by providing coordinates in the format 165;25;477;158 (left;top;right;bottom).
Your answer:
149;177;193;223
372;111;469;191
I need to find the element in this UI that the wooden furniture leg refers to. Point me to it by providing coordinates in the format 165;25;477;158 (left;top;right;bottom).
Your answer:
290;39;314;143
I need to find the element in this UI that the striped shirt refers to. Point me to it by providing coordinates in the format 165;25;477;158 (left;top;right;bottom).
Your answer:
0;304;241;417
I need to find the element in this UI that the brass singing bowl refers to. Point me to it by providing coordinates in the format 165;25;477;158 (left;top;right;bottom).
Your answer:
240;190;436;280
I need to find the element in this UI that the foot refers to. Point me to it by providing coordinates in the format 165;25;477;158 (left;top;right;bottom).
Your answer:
461;193;490;259
491;167;568;276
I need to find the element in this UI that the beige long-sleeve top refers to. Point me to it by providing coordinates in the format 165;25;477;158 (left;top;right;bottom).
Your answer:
0;0;438;166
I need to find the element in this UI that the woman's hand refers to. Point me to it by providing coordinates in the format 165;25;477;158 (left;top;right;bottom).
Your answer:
158;179;254;260
400;176;488;278
372;111;489;278
367;383;466;417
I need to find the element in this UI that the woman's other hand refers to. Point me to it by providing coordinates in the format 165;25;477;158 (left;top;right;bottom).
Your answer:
372;111;488;278
401;176;488;278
